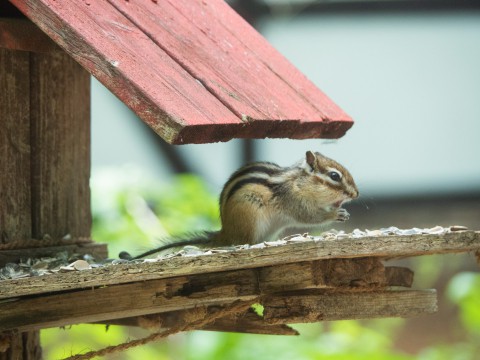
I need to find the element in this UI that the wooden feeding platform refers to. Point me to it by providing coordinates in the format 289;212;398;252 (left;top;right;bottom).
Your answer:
1;0;479;358
1;227;479;338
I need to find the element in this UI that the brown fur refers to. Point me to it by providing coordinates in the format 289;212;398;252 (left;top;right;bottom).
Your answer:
218;151;358;245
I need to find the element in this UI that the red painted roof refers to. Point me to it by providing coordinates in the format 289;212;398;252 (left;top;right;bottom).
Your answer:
10;0;353;144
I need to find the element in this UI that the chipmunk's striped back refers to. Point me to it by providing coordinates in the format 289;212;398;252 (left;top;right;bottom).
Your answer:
219;161;282;210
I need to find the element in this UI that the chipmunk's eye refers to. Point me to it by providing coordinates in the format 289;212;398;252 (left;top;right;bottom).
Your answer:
328;171;342;182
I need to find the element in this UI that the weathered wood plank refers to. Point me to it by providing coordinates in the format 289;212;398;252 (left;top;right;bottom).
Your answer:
0;231;478;299
259;258;412;293
2;289;436;333
102;308;299;336
10;0;352;144
29;51;90;239
171;0;353;139
0;18;60;53
263;290;438;324
0;270;259;332
0;49;31;242
0;259;406;332
109;0;352;140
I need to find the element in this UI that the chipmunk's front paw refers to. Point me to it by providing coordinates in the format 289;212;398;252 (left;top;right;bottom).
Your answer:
336;208;350;222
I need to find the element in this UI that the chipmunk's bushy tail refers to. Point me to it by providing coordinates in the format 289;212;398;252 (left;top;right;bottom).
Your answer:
119;231;218;260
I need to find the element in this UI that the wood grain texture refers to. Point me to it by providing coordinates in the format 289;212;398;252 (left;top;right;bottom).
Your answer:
0;48;92;246
9;0;353;144
263;290;438;324
29;51;91;239
0;49;31;242
1;231;478;299
258;258;412;293
173;0;352;139
0;48;94;360
104;307;299;336
109;0;352;139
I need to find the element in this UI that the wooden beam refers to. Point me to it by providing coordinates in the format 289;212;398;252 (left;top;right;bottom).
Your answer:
0;270;259;332
0;231;478;299
100;308;299;336
0;259;409;332
82;290;438;336
0;48;93;244
263;290;438;324
258;258;413;293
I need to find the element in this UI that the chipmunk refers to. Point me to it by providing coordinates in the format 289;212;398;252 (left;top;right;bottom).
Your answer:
124;151;358;259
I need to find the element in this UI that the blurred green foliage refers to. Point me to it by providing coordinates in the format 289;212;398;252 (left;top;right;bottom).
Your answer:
90;168;220;258
41;171;480;359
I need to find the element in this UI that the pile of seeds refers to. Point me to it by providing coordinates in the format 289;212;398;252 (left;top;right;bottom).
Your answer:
0;252;136;280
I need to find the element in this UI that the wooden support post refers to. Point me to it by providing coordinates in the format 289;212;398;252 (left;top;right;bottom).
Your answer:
0;19;104;359
0;19;108;267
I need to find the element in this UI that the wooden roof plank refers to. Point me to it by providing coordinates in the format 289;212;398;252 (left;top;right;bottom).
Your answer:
109;0;351;134
10;0;243;144
174;0;353;136
109;0;352;138
9;0;353;143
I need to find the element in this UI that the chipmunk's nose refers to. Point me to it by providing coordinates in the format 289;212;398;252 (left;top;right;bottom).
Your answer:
352;189;359;199
344;188;359;200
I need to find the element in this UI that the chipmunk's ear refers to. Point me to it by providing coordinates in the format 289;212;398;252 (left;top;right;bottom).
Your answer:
305;151;317;171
